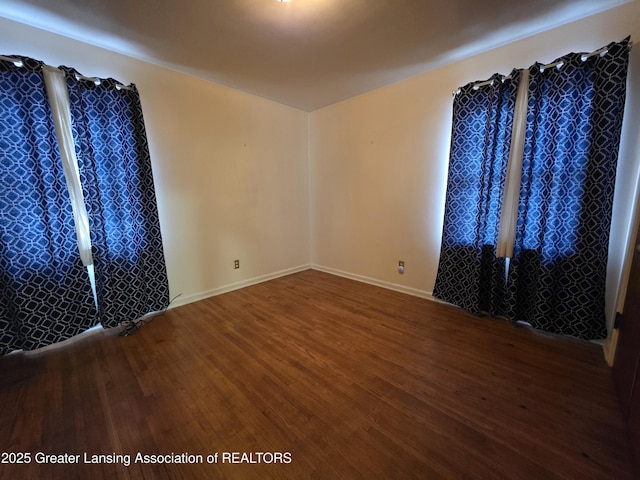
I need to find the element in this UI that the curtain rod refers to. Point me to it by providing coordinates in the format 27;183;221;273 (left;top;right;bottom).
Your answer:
0;54;132;91
453;40;634;96
74;72;132;90
538;44;621;72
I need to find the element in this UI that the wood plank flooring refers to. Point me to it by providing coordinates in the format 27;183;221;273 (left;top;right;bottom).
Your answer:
0;269;635;479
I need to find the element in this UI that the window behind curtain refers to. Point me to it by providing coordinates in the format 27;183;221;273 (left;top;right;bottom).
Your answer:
62;67;170;328
434;38;630;341
433;71;521;315
0;57;98;355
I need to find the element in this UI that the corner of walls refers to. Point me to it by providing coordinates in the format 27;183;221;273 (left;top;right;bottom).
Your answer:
306;110;314;267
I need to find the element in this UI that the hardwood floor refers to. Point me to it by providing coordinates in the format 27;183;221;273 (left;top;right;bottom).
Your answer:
0;269;635;479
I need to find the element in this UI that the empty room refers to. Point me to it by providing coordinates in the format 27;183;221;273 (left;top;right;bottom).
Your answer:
1;0;640;478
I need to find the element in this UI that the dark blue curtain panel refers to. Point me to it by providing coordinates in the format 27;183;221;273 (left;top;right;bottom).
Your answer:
506;38;630;340
62;67;170;328
433;71;521;316
0;57;98;355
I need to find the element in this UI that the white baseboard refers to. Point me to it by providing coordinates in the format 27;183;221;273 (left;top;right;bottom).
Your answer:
169;264;312;308
169;263;438;310
310;264;439;302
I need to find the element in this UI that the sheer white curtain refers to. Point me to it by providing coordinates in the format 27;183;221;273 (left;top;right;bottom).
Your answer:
42;66;97;304
497;69;530;259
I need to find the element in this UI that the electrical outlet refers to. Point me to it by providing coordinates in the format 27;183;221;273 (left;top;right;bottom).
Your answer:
234;259;240;269
398;260;405;274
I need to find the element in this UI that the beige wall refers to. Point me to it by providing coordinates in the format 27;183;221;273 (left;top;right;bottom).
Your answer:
310;1;640;328
0;17;310;307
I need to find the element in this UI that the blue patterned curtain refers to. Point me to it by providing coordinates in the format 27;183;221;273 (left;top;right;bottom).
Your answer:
62;67;170;328
0;57;98;355
505;39;630;340
433;71;521;315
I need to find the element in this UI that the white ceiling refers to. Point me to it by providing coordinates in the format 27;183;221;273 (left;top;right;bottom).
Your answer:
0;0;632;111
